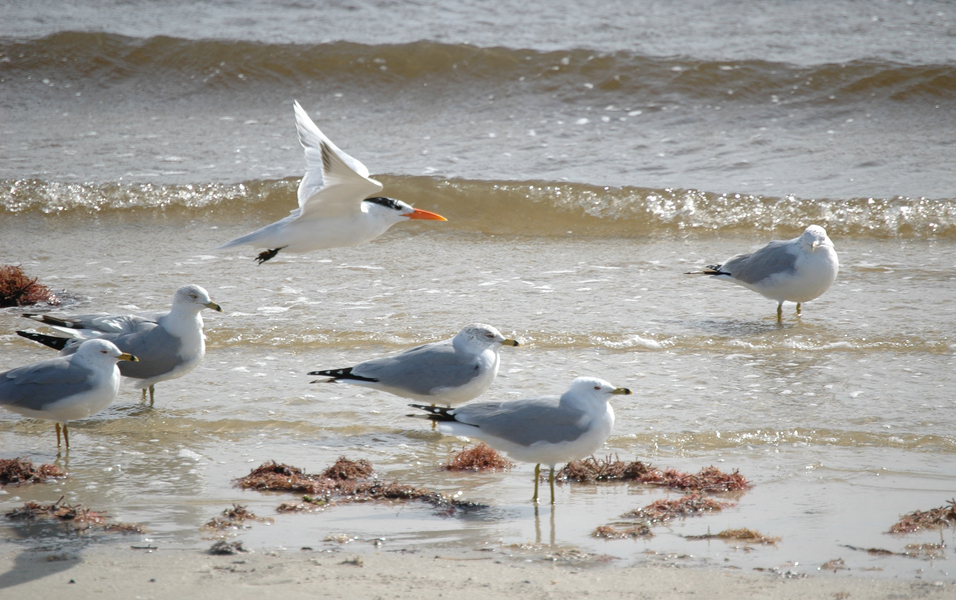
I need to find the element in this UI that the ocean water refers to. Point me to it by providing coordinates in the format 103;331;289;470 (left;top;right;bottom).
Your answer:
1;0;955;580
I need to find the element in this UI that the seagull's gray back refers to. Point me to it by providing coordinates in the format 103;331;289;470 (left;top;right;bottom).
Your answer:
353;341;485;396
455;396;589;446
62;313;161;334
721;240;797;284
61;323;185;379
0;357;94;411
112;326;185;379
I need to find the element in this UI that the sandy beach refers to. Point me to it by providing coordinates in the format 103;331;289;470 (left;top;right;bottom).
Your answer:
3;544;955;600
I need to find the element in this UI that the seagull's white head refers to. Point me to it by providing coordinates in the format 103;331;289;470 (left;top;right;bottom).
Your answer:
453;323;520;354
74;339;137;366
801;225;833;252
172;284;223;313
363;197;446;225
566;377;633;404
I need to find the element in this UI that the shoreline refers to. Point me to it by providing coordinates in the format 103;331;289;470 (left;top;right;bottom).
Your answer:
2;543;954;599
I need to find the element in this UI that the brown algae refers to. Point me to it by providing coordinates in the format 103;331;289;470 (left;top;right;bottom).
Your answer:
622;493;733;523
888;499;956;534
685;528;780;545
4;496;145;533
0;264;59;307
0;457;66;485
554;456;751;492
235;457;484;512
442;443;513;472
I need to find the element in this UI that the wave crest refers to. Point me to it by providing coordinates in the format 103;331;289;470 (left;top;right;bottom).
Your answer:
4;32;954;103
4;176;954;239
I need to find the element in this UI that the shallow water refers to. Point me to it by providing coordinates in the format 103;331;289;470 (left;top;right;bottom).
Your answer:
2;0;955;582
2;223;954;578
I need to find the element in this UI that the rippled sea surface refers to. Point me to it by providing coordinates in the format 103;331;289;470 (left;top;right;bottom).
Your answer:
1;0;954;580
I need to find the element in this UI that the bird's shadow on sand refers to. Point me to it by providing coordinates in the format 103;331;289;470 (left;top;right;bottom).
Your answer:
0;523;88;589
0;550;80;589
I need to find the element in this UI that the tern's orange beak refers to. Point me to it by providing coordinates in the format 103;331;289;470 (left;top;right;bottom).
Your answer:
407;208;447;221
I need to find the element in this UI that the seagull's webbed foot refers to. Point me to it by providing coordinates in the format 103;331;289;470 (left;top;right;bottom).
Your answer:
255;247;286;265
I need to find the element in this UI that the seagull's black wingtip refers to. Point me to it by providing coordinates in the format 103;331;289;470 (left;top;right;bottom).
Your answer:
408;404;457;422
16;330;72;351
307;367;378;383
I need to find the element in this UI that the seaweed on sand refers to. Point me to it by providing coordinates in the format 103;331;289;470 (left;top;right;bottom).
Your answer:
888;499;956;534
4;496;146;533
593;493;735;539
0;264;59;307
685;527;780;545
553;455;650;482
623;493;733;523
592;523;653;539
441;443;513;472
554;456;751;493
202;503;274;530
635;464;751;493
235;457;485;513
0;457;66;485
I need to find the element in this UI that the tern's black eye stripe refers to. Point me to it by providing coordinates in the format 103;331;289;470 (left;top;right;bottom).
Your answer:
365;197;403;211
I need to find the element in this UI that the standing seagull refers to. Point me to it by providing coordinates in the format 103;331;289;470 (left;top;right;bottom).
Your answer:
687;225;839;321
309;324;520;406
217;100;446;264
16;284;222;405
0;339;137;450
411;377;632;504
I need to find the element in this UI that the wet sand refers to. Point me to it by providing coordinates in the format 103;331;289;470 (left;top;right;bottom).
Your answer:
3;544;955;600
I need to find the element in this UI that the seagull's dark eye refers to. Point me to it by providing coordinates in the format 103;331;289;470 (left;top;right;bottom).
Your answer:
189;294;197;299
594;386;601;390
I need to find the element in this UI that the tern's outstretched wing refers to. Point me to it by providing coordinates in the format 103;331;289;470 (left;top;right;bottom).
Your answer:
293;100;383;220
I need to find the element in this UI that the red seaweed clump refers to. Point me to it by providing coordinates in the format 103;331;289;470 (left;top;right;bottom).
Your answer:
322;457;375;480
0;264;59;307
235;457;484;513
889;499;956;534
636;465;751;493
442;443;514;472
622;493;733;523
4;496;145;533
233;460;330;494
0;457;66;485
554;455;650;482
555;456;751;493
